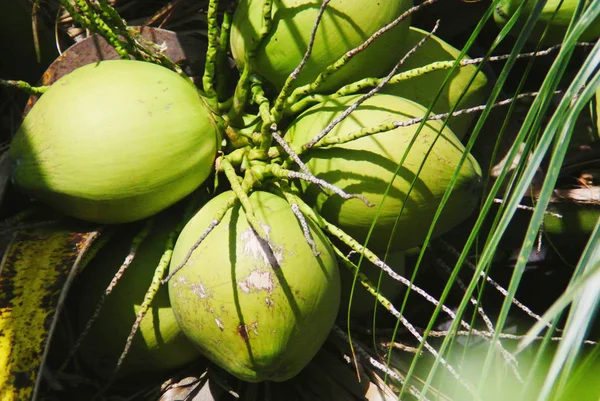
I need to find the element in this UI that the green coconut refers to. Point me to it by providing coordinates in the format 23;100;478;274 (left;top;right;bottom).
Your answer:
230;0;412;93
494;0;600;44
543;202;600;236
9;60;219;224
168;190;340;383
287;94;482;252
339;251;406;318
381;26;489;139
76;210;202;378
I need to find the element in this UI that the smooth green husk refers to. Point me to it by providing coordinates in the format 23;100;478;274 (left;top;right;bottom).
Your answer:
382;26;489;139
287;94;483;252
543;202;600;235
494;0;600;44
10;60;218;224
168;190;340;383
75;211;201;378
230;0;412;92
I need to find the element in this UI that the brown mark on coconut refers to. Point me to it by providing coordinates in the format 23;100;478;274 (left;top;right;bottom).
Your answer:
265;297;274;307
237;324;250;342
240;224;284;269
237;270;275;294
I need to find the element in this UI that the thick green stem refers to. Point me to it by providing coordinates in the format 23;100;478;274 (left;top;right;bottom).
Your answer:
257;0;274;40
62;0;184;74
220;158;267;240
202;0;220;99
227;0;273;125
249;83;274;160
96;0;127;29
307;121;400;149
227;66;253;126
0;79;48;95
58;1;94;39
216;8;233;101
72;0;130;58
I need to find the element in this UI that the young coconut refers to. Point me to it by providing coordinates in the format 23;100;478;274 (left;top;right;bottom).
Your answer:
230;0;412;93
168;190;341;383
75;211;202;378
381;26;489;139
543;202;600;236
494;0;600;44
286;94;483;253
9;60;219;224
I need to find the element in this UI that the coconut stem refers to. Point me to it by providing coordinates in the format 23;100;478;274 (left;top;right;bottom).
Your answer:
250;83;274;160
215;6;234;102
0;79;48;95
202;0;220;100
220;157;268;239
70;0;130;58
96;0;126;30
60;0;183;73
227;0;274;126
226;65;253;126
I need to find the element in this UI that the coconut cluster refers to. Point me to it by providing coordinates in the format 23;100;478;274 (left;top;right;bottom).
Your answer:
10;0;489;385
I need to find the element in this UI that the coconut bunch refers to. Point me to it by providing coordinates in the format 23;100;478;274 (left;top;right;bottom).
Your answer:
7;0;492;393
